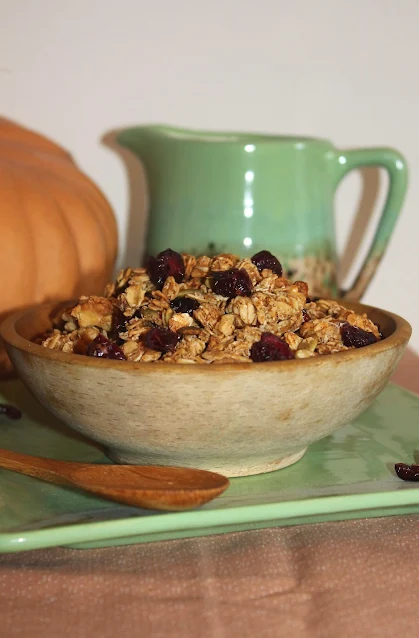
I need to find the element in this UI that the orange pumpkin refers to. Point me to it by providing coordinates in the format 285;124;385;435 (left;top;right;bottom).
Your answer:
0;118;118;373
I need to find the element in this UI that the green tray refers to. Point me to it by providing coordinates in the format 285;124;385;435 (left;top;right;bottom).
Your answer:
0;379;418;553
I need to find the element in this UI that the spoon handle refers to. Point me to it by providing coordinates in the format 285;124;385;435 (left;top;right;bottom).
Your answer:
0;448;74;486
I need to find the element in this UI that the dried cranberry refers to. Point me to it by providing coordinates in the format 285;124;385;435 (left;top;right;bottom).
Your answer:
113;307;126;330
144;326;179;352
170;297;200;316
340;323;377;348
211;268;252;298
302;309;310;323
147;249;185;288
251;250;283;276
250;332;294;362
86;334;126;360
111;307;127;340
0;404;22;420
395;463;419;481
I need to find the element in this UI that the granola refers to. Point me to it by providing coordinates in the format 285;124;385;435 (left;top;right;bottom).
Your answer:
41;249;382;363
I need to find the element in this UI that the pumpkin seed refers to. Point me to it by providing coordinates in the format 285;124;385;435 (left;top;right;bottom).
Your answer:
297;336;318;352
162;308;174;326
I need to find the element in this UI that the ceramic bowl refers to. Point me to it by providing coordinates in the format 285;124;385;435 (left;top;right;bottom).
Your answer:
1;301;411;477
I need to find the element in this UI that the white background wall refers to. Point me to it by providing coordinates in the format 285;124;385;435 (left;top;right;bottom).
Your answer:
2;0;418;352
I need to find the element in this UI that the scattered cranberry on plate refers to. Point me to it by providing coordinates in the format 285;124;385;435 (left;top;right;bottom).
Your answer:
0;404;22;420
395;462;419;482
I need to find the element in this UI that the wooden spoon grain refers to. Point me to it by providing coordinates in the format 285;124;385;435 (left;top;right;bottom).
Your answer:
0;448;230;511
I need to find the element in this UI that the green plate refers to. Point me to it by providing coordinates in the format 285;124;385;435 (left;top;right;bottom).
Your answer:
0;379;418;553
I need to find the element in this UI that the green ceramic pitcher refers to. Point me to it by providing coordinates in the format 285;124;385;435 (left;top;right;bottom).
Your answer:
117;125;408;299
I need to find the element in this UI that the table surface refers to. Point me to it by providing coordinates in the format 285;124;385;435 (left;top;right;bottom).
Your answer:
1;349;418;638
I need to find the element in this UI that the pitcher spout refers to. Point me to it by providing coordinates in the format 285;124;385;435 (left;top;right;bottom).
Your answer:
116;126;150;158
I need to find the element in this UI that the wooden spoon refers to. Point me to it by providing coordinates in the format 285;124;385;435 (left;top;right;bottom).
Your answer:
0;448;229;511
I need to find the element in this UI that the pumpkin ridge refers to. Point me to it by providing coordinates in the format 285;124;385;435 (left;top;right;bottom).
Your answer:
72;185;117;278
30;161;116;287
17;171;81;302
45;179;109;295
2;169;38;307
53;164;118;263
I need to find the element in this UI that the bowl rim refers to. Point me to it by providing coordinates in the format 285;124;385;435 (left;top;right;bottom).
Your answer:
0;300;412;374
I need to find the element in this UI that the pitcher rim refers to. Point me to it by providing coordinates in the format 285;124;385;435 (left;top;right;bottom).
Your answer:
121;124;332;146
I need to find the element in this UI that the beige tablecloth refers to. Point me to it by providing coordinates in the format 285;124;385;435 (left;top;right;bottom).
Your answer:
0;350;418;637
0;516;418;637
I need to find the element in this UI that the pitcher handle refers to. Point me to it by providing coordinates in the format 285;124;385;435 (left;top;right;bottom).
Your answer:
333;147;408;301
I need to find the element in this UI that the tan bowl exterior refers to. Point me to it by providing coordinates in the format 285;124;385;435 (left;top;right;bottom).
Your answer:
0;301;412;477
